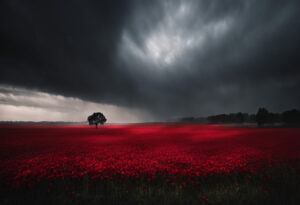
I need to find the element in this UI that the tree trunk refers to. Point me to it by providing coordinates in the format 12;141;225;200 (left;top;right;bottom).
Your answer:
96;123;98;129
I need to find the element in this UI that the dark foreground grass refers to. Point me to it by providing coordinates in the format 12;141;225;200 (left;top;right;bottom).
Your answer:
1;166;299;205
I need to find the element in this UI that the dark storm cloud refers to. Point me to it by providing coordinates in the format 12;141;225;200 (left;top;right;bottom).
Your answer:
1;0;300;120
0;0;136;103
119;0;300;117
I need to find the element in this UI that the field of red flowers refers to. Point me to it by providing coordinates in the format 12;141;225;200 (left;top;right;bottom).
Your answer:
0;123;300;204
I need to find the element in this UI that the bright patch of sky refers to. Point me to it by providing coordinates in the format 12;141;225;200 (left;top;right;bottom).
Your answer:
120;1;233;68
0;85;154;123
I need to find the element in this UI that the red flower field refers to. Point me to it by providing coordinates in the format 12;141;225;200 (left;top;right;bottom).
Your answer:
0;123;300;204
0;124;299;186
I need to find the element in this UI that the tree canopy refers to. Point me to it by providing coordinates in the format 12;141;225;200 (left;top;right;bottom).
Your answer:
88;112;107;128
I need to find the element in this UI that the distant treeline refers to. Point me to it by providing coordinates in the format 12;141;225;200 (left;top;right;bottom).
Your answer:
207;113;256;123
180;108;300;126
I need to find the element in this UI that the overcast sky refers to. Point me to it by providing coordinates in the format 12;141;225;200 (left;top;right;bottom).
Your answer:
1;0;300;122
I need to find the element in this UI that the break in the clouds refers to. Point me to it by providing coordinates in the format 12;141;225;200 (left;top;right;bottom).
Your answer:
1;0;300;121
0;85;154;123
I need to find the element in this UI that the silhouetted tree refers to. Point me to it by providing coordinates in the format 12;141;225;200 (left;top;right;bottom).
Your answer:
207;112;249;123
282;109;300;123
236;112;245;123
88;112;107;128
256;107;269;127
267;112;281;124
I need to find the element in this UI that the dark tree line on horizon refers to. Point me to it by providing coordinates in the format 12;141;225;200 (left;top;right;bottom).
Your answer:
180;108;300;126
